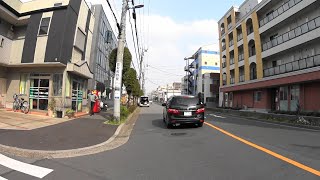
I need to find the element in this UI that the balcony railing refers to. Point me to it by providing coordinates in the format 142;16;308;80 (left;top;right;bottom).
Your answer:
221;29;225;35
259;0;303;27
237;33;243;41
249;48;256;57
229;40;234;47
238;53;244;61
228;23;232;30
263;16;320;52
263;54;320;77
230;77;235;84
239;75;245;82
230;58;235;65
222;44;226;51
222;62;226;68
247;26;253;35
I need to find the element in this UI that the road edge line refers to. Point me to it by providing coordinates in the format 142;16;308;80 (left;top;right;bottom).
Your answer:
204;122;320;177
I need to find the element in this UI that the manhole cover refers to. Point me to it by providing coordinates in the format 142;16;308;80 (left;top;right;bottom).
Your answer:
171;132;187;136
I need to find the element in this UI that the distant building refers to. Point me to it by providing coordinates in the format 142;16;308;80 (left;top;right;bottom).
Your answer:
89;4;117;99
183;45;220;104
218;0;320;112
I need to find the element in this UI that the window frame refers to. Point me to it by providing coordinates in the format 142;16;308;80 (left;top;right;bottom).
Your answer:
38;17;51;36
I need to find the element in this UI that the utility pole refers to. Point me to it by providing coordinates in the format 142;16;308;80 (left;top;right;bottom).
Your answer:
113;0;128;121
113;1;144;120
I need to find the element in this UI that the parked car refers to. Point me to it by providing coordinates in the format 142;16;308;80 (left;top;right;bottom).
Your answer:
139;96;150;107
162;95;205;128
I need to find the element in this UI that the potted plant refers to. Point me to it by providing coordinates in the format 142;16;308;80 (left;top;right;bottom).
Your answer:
65;109;75;118
48;98;56;117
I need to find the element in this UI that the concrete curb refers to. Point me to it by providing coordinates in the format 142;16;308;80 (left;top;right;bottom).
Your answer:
208;110;320;131
0;108;141;159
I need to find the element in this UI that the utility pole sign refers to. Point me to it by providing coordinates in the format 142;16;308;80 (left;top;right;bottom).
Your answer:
114;62;122;99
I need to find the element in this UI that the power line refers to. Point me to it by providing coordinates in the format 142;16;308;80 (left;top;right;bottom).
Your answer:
104;0;121;33
131;0;142;73
128;10;139;72
147;65;184;77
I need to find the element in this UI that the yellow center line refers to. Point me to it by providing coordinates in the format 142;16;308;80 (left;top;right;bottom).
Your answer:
204;122;320;177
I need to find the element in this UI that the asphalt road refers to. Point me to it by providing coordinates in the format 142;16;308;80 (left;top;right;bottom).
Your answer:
2;104;320;180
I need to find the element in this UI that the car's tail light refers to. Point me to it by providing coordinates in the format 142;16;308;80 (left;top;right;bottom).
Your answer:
168;109;180;114
196;108;205;114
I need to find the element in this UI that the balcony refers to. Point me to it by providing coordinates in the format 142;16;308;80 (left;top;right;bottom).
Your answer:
263;54;320;77
259;0;316;34
229;40;234;47
237;33;243;41
222;62;226;68
238;54;244;62
221;29;225;36
239;75;245;82
222;44;226;51
262;16;320;58
230;58;235;65
230;77;235;84
259;0;303;28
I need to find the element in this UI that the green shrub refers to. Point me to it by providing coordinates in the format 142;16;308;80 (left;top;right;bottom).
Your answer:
120;105;129;119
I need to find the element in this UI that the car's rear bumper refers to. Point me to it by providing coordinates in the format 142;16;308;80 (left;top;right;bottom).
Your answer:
139;104;150;107
168;118;204;124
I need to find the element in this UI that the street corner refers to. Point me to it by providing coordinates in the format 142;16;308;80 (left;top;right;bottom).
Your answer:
0;108;141;159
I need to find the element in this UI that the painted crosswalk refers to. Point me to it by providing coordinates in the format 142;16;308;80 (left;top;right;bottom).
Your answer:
0;154;53;179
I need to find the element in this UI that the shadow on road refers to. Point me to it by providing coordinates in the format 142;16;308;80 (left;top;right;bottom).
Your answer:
151;119;198;130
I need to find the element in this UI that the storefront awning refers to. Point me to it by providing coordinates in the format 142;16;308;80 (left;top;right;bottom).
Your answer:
67;61;93;79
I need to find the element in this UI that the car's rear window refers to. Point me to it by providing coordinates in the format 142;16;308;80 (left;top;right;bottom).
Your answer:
140;97;148;102
171;97;199;106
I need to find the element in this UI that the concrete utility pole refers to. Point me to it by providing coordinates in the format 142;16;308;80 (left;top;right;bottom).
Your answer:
113;1;144;120
113;0;128;120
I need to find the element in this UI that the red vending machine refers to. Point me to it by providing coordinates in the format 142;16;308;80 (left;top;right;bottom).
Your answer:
92;90;101;113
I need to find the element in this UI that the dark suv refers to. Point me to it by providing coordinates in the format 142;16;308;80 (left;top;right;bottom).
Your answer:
162;95;205;128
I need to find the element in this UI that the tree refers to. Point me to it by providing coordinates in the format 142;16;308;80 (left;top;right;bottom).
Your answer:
123;68;139;105
109;47;132;75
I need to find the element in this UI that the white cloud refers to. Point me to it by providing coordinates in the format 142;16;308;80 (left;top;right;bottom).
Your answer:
128;15;220;93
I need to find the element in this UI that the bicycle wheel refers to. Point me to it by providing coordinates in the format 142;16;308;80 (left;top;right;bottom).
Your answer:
13;101;19;112
22;101;30;114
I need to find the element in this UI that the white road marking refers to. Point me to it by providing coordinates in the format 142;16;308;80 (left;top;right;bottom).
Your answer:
0;154;53;178
0;176;8;180
209;114;226;118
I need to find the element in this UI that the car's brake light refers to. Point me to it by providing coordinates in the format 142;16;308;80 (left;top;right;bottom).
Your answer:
168;109;180;114
196;108;205;114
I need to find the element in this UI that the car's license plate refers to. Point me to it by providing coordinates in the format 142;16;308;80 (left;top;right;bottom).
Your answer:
184;112;192;116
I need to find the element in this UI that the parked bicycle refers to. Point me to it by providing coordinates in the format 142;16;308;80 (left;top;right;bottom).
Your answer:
12;94;29;114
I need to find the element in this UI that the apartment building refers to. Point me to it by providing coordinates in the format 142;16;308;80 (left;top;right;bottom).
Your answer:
88;4;117;98
184;45;220;103
0;0;94;113
218;0;320;112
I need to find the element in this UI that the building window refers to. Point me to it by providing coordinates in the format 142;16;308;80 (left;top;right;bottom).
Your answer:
53;74;63;96
38;17;51;35
205;61;207;65
254;91;262;102
0;38;4;47
75;28;86;52
280;87;288;101
290;85;299;100
19;74;28;95
215;62;218;66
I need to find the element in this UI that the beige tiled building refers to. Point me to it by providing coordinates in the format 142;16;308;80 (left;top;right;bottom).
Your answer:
219;0;320;112
0;0;94;113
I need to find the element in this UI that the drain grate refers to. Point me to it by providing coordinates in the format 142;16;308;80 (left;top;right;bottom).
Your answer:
170;132;187;136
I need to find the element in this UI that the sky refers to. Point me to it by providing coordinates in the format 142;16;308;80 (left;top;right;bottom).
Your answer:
22;0;245;94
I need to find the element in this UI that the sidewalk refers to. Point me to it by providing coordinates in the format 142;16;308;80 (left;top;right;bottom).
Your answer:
0;110;118;151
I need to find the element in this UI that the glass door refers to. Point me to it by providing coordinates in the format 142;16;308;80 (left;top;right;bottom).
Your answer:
30;78;49;110
72;81;83;112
